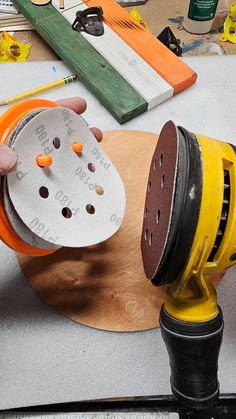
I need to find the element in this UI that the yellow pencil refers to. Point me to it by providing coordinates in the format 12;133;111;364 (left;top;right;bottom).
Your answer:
0;74;77;106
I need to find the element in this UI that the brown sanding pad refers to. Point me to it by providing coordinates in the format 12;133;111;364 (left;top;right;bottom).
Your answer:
141;121;178;281
17;130;166;332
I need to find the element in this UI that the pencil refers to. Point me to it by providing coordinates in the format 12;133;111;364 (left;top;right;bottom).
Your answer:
0;74;77;106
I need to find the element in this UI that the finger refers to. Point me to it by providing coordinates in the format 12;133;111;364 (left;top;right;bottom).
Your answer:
90;127;103;143
0;144;17;175
57;98;103;142
57;97;87;115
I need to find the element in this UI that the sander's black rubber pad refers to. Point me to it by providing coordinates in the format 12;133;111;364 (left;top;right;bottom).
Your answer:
141;121;178;281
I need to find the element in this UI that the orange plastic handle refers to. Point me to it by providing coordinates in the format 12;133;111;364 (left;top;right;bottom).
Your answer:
0;99;60;256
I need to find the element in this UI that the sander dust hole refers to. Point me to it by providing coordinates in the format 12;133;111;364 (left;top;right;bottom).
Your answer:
144;228;148;240
62;207;72;218
148;181;151;192
88;163;96;172
86;204;95;214
144;208;148;219
161;174;165;189
53;137;61;149
39;186;49;199
149;233;153;246
153;159;156;171
156;209;161;224
159;154;163;166
95;186;104;195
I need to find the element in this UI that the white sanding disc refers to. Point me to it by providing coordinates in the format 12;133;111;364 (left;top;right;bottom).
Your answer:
3;177;59;250
3;107;58;250
7;107;126;247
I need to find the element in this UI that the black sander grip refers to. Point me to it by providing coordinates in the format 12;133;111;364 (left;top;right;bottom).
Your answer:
160;306;224;409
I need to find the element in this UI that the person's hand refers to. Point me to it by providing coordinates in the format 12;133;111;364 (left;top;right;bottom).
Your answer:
0;97;103;176
0;143;17;175
57;97;103;142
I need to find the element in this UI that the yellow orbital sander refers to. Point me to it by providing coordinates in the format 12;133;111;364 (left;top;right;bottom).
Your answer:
141;121;236;409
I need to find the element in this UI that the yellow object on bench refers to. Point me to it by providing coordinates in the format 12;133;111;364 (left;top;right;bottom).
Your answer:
0;32;31;62
221;2;236;44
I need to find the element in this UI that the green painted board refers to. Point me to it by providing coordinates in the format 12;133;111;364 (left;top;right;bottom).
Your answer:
12;0;148;124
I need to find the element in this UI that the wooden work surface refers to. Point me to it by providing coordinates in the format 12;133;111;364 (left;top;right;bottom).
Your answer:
14;0;236;60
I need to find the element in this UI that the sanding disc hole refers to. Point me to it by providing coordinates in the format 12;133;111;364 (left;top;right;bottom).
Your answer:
159;154;163;166
156;209;160;224
144;208;148;219
161;175;165;188
149;233;153;246
144;228;148;240
148;181;151;192
95;186;104;195
86;204;95;214
153;159;156;171
53;137;61;149
39;186;49;199
88;163;96;172
62;207;72;218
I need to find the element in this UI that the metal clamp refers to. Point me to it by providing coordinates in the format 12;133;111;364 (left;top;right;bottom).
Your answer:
72;7;104;37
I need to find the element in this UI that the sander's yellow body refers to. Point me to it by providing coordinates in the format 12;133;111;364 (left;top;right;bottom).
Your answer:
142;121;236;409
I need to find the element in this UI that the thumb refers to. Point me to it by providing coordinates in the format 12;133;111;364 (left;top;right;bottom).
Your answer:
0;144;17;175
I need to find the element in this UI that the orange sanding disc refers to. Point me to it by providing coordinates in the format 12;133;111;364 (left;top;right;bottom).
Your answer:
0;99;60;256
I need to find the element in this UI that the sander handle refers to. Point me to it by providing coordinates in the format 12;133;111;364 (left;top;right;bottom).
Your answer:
160;305;224;409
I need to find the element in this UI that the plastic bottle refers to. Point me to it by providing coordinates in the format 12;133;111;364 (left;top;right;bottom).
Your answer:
183;0;219;34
